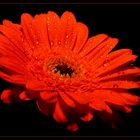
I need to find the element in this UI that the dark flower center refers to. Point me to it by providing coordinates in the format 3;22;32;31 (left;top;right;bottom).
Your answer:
54;64;74;77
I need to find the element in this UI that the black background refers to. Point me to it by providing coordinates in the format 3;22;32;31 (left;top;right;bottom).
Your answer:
0;4;140;137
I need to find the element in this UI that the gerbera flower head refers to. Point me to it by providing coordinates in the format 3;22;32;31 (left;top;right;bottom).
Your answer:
0;11;140;131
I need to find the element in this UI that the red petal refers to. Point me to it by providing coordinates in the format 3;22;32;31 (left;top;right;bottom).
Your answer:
100;80;140;89
34;14;51;50
45;11;60;47
87;38;118;62
40;91;57;103
59;92;75;108
105;49;132;62
37;98;55;116
53;100;68;123
97;67;140;82
79;34;108;58
72;22;88;53
0;57;26;74
67;123;79;132
120;91;140;105
89;99;112;113
95;53;137;77
3;20;21;30
91;89;140;107
0;23;29;62
66;92;88;105
21;13;38;48
59;11;77;50
80;112;93;122
0;24;23;51
0;71;26;85
26;79;46;90
1;89;12;103
1;87;24;103
19;91;31;101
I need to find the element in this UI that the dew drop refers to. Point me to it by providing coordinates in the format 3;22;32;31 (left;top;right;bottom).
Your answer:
35;56;38;59
36;41;39;45
47;17;50;20
103;63;107;67
50;41;54;46
37;62;40;65
58;41;61;45
113;84;119;88
66;35;69;39
106;55;109;58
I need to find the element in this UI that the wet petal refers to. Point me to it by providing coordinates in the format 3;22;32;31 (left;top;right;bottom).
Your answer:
53;100;68;123
66;92;88;105
67;123;79;132
0;57;26;74
59;92;75;108
72;22;88;53
97;67;140;82
79;34;108;58
19;91;32;101
100;80;140;89
59;11;77;50
46;11;60;47
0;71;26;85
89;99;112;113
37;98;55;116
26;79;47;90
40;91;57;103
80;112;93;122
1;87;24;103
95;52;137;77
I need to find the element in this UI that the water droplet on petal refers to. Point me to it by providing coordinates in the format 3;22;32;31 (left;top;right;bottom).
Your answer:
36;41;39;45
50;41;54;46
58;41;61;45
103;63;107;67
37;62;41;65
113;84;119;88
47;17;50;20
35;56;38;60
66;35;69;39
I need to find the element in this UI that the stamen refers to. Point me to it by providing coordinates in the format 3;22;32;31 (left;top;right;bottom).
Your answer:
54;64;74;77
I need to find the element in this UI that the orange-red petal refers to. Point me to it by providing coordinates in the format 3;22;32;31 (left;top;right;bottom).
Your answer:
59;92;75;108
67;123;79;132
1;87;24;103
53;100;68;123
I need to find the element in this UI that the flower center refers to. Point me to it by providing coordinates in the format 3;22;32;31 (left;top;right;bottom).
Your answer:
54;64;74;77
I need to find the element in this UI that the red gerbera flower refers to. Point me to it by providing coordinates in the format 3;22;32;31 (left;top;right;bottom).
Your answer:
0;11;140;131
